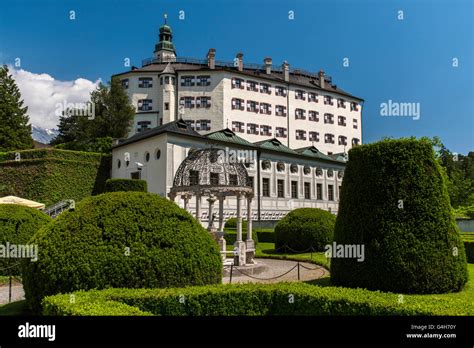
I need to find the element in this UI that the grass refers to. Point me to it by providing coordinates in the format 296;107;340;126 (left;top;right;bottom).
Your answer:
0;300;29;316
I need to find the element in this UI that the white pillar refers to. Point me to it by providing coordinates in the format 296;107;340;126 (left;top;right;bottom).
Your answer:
183;194;190;211
246;196;253;242
195;194;201;222
218;195;225;232
207;195;216;231
236;194;242;242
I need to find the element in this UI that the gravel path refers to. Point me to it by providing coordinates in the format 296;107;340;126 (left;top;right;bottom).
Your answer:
0;283;25;305
222;258;329;284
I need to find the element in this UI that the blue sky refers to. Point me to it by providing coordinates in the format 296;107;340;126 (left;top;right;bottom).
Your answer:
1;0;473;153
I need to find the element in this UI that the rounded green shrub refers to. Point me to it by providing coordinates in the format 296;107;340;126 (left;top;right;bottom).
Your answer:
22;192;222;311
105;178;147;192
331;139;468;294
224;217;248;230
0;205;51;276
274;208;335;252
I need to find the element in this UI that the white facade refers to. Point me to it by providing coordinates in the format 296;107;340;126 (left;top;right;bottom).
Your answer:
114;23;363;157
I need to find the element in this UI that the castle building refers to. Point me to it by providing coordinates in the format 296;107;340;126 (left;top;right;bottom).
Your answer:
111;19;364;221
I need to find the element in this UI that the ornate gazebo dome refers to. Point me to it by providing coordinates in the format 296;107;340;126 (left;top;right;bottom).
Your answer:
170;148;253;197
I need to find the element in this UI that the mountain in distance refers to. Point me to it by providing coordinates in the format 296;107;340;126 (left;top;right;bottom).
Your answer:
31;125;59;145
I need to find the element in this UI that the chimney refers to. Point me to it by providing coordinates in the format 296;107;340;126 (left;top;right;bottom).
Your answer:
318;69;325;89
264;57;272;75
207;48;216;69
236;53;244;72
282;61;290;82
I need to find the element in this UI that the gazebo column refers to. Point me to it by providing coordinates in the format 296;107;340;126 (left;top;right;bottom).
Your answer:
207;195;216;232
217;194;226;262
218;195;225;232
234;193;246;266
195;193;202;222
245;195;255;264
182;194;190;211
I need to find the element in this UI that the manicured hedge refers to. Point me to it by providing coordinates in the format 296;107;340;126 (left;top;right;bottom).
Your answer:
274;208;335;252
224;218;248;230
224;229;258;245
256;230;275;243
0;149;110;206
105;178;147;192
22;192;222;311
331;139;468;294
0;205;51;276
42;281;474;316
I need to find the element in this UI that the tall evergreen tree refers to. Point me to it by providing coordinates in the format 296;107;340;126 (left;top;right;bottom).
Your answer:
0;65;34;151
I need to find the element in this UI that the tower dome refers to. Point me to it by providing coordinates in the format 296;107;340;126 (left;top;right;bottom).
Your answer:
154;14;176;61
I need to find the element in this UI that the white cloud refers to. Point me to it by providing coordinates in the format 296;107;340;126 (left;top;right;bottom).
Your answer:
9;67;101;129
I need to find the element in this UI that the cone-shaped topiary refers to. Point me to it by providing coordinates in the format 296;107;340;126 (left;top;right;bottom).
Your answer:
0;205;51;276
22;192;222;311
331;138;468;294
275;208;335;252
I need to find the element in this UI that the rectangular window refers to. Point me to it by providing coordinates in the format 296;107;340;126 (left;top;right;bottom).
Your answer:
291;181;298;199
131;171;141;180
324;113;334;124
262;178;270;197
350;102;359;111
164;102;169;110
260;125;272;136
196;119;211;131
308;92;318;102
231;77;244;89
185;120;195;130
325;133;335;144
275;105;287;117
295;108;306;120
324;95;334;105
338;116;346;126
165;76;170;84
260;103;271;115
277;180;284;198
247;80;258;92
247;123;259;135
295;90;306;100
309;111;319;122
248;176;254;190
231;121;245;133
275;86;287;97
309;131;319;142
247;100;259;113
196;96;211;108
231;98;245;110
121;79;129;89
352;138;360;146
317;183;323;200
210;172;220;185
338;136;347;146
138;77;153;88
353;119;358;129
189;170;199;185
137;99;152;111
296;130;307;140
276;127;287;138
197;75;211;86
260;83;271;94
180;97;195;108
304;182;311;199
337;99;346;108
137;121;151;133
328;185;334;201
181;76;195;87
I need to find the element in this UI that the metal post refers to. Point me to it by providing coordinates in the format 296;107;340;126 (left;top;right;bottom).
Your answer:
297;262;300;281
229;265;233;284
9;275;12;303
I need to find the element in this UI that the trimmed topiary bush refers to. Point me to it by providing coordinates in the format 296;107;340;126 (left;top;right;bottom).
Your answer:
105;178;147;192
22;192;222;311
331;138;468;294
0;205;51;276
224;217;248;230
274;208;335;252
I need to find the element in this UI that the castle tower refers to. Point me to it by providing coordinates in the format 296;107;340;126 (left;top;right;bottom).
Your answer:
154;14;176;62
159;63;177;124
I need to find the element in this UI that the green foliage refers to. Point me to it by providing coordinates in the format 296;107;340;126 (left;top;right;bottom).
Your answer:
52;77;135;151
256;230;275;243
22;192;222;311
0;65;34;151
274;208;335;252
0;149;110;206
224;229;258;245
42;281;474;316
224;218;248;229
331;138;468;294
454;205;474;219
0;205;51;276
105;179;147;193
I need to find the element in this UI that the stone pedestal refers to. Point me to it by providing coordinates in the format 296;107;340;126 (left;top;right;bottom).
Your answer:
233;241;246;266
245;240;256;264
